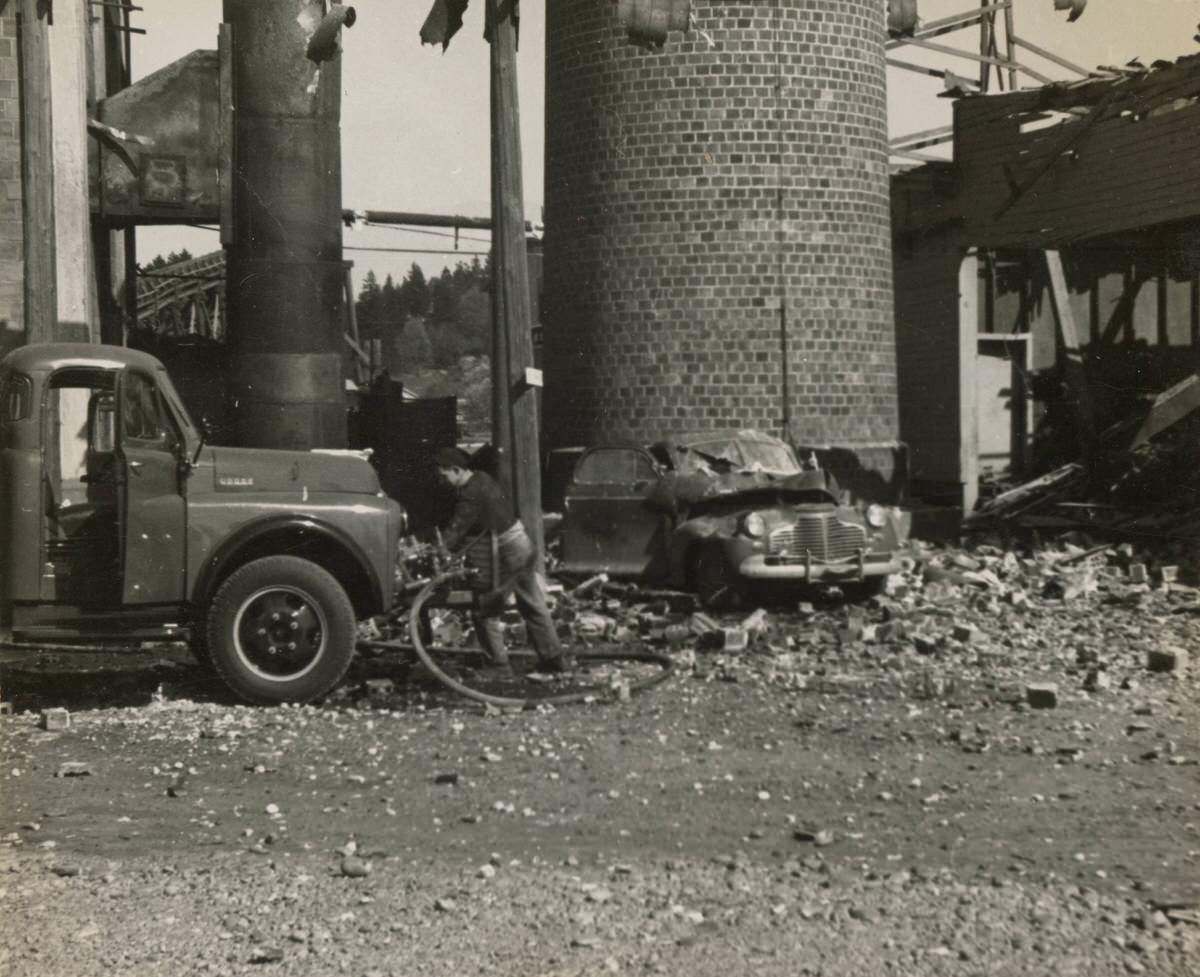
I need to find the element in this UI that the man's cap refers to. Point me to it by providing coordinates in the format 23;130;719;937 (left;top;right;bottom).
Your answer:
434;446;470;469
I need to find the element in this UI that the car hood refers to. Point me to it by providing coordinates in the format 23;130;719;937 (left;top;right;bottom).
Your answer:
647;468;838;509
203;446;382;495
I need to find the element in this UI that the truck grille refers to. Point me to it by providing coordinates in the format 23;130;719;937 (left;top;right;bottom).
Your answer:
769;516;866;561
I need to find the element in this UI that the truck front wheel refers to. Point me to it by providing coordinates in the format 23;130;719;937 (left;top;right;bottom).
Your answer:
207;556;356;705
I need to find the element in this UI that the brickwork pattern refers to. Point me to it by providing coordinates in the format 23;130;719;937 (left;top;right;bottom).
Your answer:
543;0;897;448
0;7;22;333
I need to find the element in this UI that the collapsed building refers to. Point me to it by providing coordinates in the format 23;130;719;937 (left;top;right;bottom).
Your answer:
892;54;1200;518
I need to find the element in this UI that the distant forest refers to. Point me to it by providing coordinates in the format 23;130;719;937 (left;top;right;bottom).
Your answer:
356;258;493;437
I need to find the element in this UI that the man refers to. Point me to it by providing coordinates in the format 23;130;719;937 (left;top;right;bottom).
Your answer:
434;447;570;677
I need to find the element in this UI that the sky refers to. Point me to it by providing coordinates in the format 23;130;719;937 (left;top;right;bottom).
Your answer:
134;0;1200;286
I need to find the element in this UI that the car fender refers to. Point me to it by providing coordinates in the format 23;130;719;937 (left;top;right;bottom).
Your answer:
191;515;385;616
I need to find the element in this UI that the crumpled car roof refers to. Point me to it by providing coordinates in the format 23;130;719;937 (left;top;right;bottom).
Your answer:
643;430;835;508
652;429;803;476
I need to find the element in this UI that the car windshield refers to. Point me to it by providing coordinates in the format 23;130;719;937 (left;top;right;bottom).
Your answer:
681;437;801;476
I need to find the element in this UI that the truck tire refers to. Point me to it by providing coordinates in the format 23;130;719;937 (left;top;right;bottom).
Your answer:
206;556;356;705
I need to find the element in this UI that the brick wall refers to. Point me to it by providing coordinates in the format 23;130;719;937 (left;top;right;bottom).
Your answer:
543;0;897;449
0;5;22;335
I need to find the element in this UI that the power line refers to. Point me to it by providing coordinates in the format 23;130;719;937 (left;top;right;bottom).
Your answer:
344;245;490;257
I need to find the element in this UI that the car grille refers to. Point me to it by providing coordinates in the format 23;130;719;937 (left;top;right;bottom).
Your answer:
769;516;866;561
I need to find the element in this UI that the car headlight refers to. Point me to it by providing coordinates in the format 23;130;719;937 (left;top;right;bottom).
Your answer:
741;512;766;538
866;504;887;529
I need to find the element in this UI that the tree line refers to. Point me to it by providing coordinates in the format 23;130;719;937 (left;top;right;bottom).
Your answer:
356;258;493;437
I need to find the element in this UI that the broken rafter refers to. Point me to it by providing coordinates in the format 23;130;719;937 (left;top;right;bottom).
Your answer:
887;57;980;89
1009;34;1090;78
889;149;948;164
993;85;1121;220
885;1;1012;50
900;36;1054;85
890;125;955;153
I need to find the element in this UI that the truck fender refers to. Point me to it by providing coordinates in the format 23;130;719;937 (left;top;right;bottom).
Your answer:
192;515;385;617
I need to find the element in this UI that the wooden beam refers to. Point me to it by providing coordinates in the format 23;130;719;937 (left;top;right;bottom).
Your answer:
50;0;99;341
901;36;1054;85
890;131;955;153
91;0;133;345
18;0;57;342
993;86;1120;220
886;57;978;89
489;0;543;557
885;2;1012;50
959;250;980;513
1009;34;1090;78
1044;249;1096;454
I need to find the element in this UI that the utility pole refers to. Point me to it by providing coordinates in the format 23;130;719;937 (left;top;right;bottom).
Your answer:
49;0;98;341
17;0;56;343
488;0;543;555
91;0;136;346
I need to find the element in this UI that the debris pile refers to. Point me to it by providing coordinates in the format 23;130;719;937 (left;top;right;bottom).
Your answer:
968;373;1200;560
537;536;1198;711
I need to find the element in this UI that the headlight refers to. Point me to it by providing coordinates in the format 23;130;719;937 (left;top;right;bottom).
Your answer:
741;512;766;538
866;504;887;529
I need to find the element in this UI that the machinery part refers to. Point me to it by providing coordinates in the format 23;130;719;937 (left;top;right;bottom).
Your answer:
363;567;674;709
207;555;356;704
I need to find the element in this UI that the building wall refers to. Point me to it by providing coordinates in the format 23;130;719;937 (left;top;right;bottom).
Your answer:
893;233;964;499
0;6;22;337
543;1;897;449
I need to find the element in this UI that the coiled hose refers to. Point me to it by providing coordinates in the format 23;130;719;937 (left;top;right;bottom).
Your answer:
362;567;675;709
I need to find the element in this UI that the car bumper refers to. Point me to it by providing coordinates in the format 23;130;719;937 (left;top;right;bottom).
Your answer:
737;552;901;583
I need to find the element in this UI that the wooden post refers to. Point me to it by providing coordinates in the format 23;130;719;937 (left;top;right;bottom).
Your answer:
959;250;980;514
50;0;98;342
1044;249;1096;459
18;0;56;343
488;0;543;556
978;0;992;92
1002;2;1018;92
91;0;133;345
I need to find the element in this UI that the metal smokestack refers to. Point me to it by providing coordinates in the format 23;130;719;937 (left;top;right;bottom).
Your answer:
222;0;352;449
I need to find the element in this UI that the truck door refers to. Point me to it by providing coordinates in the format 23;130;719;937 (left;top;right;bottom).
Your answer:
117;369;187;604
560;447;666;577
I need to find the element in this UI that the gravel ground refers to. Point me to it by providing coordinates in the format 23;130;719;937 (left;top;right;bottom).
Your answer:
1;541;1199;976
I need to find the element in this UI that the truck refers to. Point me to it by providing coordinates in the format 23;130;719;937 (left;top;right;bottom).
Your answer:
0;344;406;705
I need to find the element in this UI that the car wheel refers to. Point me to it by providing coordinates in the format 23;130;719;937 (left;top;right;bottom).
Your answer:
690;542;745;610
206;556;356;705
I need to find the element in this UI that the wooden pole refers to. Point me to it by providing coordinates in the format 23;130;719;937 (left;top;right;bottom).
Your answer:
488;0;543;555
50;0;98;342
91;0;133;345
18;0;57;343
978;0;992;92
1044;249;1096;459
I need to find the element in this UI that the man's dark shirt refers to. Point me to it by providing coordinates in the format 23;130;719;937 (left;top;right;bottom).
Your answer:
441;471;517;551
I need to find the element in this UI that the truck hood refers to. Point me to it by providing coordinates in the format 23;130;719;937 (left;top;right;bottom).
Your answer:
203;446;382;495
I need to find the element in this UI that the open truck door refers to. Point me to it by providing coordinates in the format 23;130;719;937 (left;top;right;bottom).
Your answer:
116;369;187;604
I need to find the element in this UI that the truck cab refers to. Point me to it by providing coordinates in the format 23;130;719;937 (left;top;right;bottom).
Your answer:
0;344;405;704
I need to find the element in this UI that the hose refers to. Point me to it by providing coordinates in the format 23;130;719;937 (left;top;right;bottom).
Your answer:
362;567;675;709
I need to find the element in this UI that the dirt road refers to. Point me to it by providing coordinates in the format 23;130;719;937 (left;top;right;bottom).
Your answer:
2;550;1198;976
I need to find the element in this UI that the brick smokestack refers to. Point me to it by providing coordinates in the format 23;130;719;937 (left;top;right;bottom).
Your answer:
543;1;897;449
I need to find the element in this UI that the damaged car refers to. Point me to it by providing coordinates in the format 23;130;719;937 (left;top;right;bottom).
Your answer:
557;430;910;606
